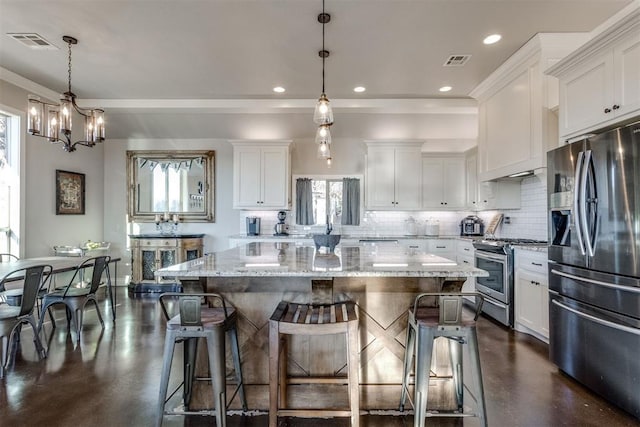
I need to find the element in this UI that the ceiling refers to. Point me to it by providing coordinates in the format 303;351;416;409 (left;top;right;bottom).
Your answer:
0;0;633;143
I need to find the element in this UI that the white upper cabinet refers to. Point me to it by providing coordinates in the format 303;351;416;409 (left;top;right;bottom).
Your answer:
366;142;422;210
422;155;466;209
232;141;291;209
548;11;640;139
471;33;589;181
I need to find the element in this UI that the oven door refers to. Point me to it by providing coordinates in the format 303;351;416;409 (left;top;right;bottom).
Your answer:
475;250;509;304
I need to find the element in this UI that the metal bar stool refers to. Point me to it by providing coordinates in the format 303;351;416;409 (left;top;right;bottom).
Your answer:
157;292;247;427
269;300;360;427
399;292;487;427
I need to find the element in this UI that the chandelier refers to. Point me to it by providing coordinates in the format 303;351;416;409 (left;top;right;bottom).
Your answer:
27;36;105;152
314;0;333;166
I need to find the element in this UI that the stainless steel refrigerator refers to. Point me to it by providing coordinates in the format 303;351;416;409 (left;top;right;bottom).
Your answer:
547;120;640;419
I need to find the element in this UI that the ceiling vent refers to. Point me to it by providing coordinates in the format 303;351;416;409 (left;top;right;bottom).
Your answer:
7;33;58;50
443;54;471;67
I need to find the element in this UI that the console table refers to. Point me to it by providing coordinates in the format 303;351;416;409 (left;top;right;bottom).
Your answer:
128;234;203;293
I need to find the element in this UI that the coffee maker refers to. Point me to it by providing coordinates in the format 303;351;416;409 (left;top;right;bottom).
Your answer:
246;216;260;236
460;215;484;236
274;211;289;236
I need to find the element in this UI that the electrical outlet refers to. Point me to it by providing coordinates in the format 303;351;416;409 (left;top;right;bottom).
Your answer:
504;217;511;224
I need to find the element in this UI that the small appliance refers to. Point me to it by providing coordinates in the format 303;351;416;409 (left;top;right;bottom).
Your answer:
460;215;484;236
246;216;260;236
274;211;289;236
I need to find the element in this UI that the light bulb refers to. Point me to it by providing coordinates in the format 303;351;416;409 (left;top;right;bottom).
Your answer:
319;103;328;114
30;107;37;116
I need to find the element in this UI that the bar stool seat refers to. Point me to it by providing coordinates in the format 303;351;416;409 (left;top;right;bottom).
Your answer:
269;301;360;427
157;293;247;427
400;292;488;427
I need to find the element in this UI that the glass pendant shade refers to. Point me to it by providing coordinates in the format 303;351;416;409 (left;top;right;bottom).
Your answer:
60;96;72;134
85;113;96;143
317;141;331;159
47;108;60;141
315;124;332;144
28;97;43;135
313;93;333;125
95;109;105;141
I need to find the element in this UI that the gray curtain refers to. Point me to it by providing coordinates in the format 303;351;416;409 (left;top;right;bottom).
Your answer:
341;178;360;225
296;178;314;225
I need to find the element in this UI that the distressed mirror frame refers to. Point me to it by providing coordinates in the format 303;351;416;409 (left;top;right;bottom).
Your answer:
126;150;215;222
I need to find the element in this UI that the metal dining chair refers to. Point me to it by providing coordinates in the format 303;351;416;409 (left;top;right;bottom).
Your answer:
0;264;52;378
37;256;110;343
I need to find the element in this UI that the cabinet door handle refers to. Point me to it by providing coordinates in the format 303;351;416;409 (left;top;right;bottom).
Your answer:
612;104;620;110
436;246;446;249
604;107;612;113
464;248;470;251
463;260;469;264
531;262;543;266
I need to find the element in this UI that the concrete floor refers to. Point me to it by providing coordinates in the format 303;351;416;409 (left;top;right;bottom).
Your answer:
0;287;638;427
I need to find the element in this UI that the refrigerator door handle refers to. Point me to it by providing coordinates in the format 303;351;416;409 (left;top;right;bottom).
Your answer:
580;150;595;257
551;299;640;336
573;150;586;255
550;268;640;294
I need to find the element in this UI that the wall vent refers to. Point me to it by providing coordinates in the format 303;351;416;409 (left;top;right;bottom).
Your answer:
443;54;471;67
7;33;58;50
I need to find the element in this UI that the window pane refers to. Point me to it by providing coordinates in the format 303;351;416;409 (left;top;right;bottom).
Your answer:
329;181;343;223
312;180;326;226
0;114;7;168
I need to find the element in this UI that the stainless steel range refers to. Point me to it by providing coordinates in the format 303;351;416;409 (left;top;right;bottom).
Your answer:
473;238;547;326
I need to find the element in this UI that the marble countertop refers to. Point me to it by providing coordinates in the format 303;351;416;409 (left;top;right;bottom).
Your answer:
156;241;488;278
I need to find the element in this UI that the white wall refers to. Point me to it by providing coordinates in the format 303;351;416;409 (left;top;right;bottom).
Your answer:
103;138;240;275
1;80;105;257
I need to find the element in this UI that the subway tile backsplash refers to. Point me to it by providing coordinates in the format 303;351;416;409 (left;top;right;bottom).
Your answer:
476;174;548;241
236;174;548;240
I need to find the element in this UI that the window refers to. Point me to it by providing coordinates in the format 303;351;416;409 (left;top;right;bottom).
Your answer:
311;179;343;225
294;175;361;226
0;111;19;254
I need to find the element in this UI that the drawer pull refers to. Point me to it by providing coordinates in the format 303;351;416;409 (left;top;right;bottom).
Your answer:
531;262;543;267
435;246;446;249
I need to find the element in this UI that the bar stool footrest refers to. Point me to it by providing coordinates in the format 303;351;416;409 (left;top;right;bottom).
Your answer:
277;409;356;418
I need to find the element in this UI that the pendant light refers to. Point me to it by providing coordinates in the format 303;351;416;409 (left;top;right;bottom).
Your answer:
313;2;333;125
27;36;105;153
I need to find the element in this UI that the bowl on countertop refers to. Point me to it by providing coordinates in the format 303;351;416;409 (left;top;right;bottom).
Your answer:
312;234;341;252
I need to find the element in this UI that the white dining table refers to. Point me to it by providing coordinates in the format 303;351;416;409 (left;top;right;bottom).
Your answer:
0;255;121;320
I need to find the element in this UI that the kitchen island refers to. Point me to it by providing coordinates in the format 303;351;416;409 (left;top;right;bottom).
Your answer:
156;241;488;412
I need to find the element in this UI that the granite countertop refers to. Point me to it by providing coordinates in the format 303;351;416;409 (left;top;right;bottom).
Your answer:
228;234;462;240
156;241;488;278
512;244;548;253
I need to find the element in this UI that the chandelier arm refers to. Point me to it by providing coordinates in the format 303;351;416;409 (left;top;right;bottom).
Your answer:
70;100;95;118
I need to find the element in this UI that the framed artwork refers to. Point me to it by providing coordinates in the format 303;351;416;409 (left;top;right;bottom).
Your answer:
56;170;85;215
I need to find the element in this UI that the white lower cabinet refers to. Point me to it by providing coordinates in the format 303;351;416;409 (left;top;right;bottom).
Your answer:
456;239;476;297
427;239;456;261
514;248;549;342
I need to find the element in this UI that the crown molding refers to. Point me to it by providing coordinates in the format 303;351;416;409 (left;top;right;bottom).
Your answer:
78;98;477;115
0;67;59;102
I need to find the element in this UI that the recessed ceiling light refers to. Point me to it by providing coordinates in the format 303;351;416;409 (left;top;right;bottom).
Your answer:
483;34;502;45
273;86;285;93
353;86;366;93
439;86;452;92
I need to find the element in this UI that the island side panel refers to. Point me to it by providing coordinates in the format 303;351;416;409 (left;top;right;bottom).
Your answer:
188;275;464;411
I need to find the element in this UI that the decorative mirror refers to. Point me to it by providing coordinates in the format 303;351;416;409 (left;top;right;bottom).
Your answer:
127;150;215;222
